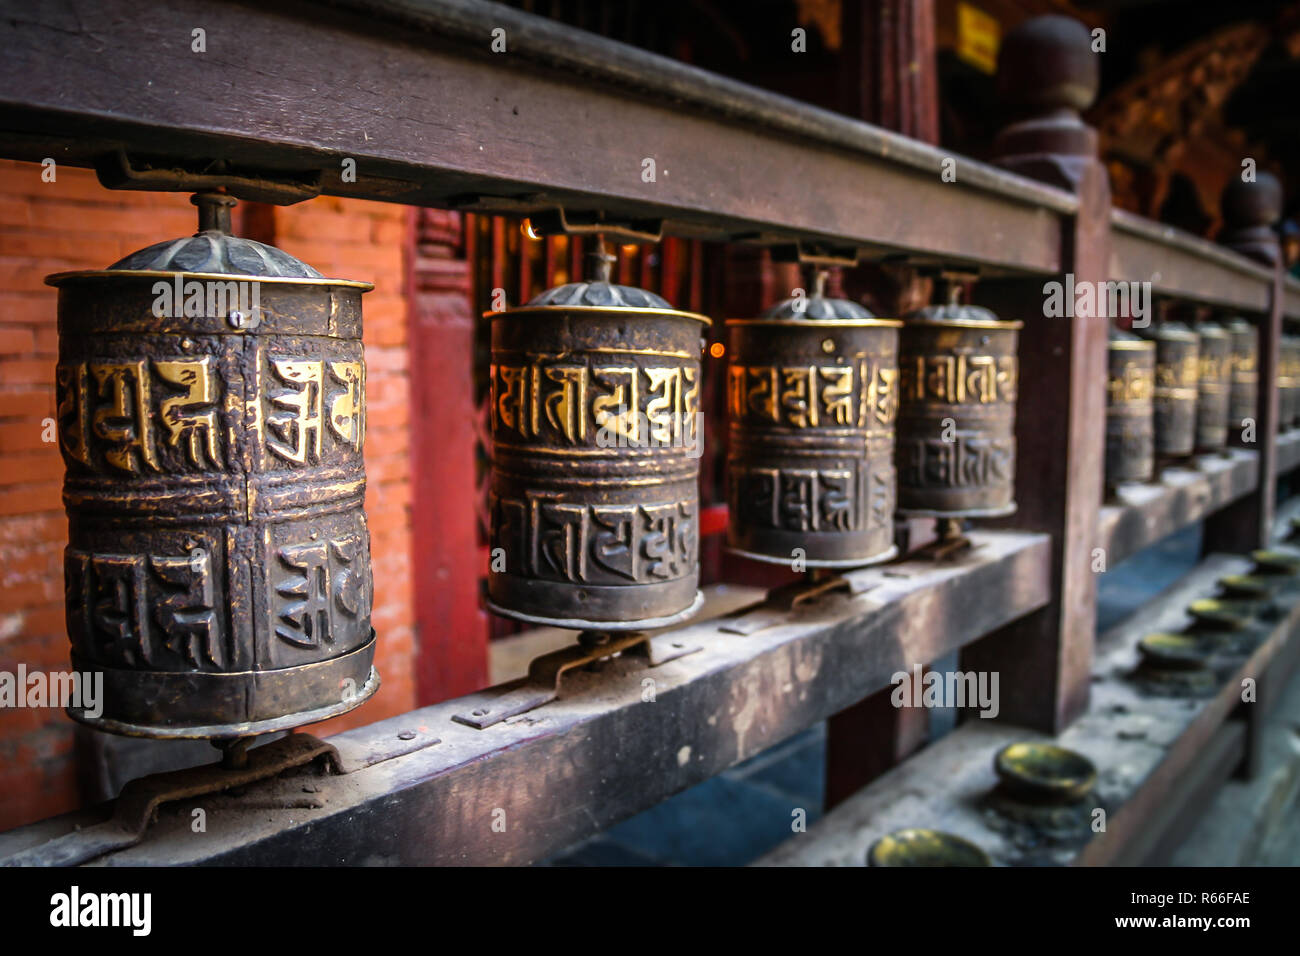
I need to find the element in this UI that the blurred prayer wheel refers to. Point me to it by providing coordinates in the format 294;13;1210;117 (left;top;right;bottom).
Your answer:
1225;317;1258;446
47;192;378;739
1194;320;1231;453
1105;327;1155;489
897;288;1020;518
486;246;708;629
1279;334;1300;432
1140;315;1198;462
725;273;901;567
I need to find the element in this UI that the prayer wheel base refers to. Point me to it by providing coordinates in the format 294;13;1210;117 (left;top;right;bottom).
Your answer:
726;544;898;570
486;591;704;632
66;639;379;740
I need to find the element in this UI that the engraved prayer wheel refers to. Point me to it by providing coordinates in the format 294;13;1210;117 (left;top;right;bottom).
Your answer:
1105;327;1155;489
725;274;900;567
1194;320;1231;453
897;292;1020;517
1140;316;1199;461
46;192;378;739
486;248;708;629
1226;317;1258;447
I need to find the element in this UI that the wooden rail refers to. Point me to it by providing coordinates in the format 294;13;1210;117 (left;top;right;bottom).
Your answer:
0;532;1049;866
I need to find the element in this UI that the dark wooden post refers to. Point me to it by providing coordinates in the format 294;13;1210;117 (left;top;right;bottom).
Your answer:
1204;172;1284;554
1204;173;1284;781
960;15;1109;733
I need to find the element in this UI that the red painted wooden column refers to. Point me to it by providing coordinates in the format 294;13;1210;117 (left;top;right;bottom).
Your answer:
408;208;488;702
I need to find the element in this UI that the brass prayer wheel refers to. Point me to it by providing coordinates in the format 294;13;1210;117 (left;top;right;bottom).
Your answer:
1140;316;1198;461
897;292;1020;518
1279;334;1300;432
1105;327;1155;488
725;275;901;567
486;248;708;629
1225;317;1258;446
47;192;378;739
1194;320;1231;453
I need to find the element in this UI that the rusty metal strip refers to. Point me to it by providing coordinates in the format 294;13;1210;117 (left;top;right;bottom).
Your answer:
451;633;702;729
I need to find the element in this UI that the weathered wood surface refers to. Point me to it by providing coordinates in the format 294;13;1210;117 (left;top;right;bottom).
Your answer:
1099;449;1258;567
757;546;1300;866
0;0;1067;273
1110;211;1274;313
0;532;1049;866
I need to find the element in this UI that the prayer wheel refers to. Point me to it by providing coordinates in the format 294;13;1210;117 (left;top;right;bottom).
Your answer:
725;274;901;567
897;291;1020;518
1225;317;1258;447
1279;334;1300;432
47;192;378;739
1194;320;1231;453
486;248;708;629
1105;327;1155;489
1141;315;1199;462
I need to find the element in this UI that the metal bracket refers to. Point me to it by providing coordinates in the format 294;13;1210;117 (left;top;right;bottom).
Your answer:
0;734;340;867
95;149;322;205
451;632;701;730
720;576;875;635
770;240;860;267
524;207;664;244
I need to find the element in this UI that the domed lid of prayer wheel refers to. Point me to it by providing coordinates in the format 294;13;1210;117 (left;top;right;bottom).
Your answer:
497;239;709;324
904;280;1022;329
46;192;372;288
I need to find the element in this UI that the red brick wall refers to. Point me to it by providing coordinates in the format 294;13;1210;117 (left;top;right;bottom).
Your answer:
0;161;417;830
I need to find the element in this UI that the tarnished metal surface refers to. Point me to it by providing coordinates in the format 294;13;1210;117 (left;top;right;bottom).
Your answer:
1226;317;1259;446
725;281;900;567
1194;321;1231;453
1105;329;1155;488
1141;318;1199;461
46;193;377;739
486;256;708;629
897;300;1020;517
867;828;990;866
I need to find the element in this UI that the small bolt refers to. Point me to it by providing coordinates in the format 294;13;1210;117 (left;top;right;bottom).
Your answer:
821;338;835;353
227;310;247;329
397;730;416;741
472;708;489;717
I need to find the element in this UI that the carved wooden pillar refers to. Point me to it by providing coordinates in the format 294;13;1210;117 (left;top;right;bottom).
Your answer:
1204;173;1284;555
961;15;1109;732
410;208;488;702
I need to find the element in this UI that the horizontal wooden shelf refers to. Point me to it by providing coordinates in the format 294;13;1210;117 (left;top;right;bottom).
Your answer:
1277;430;1300;474
0;531;1049;866
1098;449;1258;568
757;533;1300;867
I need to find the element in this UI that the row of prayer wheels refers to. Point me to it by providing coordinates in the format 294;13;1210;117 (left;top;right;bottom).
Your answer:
53;197;1024;740
488;262;1018;629
1105;309;1300;492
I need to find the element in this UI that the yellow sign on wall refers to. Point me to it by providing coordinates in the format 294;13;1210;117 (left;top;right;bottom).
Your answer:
957;2;1000;75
